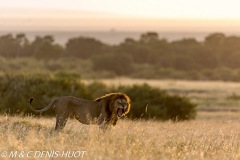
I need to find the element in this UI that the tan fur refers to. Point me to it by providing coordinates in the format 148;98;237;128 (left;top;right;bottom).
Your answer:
29;93;130;131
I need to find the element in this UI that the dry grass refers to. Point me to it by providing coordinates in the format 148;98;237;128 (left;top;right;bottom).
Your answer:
1;114;240;160
1;79;240;159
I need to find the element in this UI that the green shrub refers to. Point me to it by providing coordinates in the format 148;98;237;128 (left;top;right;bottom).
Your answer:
163;95;197;121
0;73;197;120
114;84;197;121
87;81;108;98
0;73;90;115
92;53;134;75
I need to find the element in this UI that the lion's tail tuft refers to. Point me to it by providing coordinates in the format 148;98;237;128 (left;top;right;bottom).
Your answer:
29;97;34;104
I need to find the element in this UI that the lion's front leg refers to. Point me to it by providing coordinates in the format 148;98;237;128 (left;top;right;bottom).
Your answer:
55;114;69;131
98;117;108;130
99;122;112;132
98;114;112;131
98;117;118;131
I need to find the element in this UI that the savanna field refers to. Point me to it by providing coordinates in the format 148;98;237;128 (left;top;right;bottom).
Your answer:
1;79;240;160
3;0;240;158
2;32;240;159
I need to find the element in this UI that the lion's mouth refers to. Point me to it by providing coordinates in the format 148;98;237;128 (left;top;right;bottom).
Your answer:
117;108;124;117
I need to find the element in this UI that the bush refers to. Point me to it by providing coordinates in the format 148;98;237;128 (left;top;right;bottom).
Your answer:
87;81;108;98
0;73;90;115
114;84;197;121
0;73;197;120
92;53;134;75
163;95;197;121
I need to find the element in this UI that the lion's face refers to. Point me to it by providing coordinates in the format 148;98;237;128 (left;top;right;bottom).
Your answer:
94;92;131;119
114;98;130;117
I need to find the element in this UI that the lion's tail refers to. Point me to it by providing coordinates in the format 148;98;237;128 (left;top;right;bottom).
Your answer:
29;97;58;113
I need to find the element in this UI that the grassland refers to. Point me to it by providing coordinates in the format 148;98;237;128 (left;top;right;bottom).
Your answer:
1;78;240;159
1;112;240;160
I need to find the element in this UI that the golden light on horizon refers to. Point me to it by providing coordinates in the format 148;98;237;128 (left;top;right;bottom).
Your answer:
1;0;240;19
1;0;240;32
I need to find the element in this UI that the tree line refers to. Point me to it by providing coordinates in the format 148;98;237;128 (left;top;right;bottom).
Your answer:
0;32;240;77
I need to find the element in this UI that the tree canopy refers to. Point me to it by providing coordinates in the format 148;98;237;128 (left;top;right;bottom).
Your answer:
1;32;240;80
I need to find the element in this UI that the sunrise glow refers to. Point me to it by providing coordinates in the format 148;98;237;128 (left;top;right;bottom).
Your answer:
1;0;240;19
1;0;240;31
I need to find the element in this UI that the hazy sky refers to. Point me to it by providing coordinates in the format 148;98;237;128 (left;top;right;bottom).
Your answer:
1;0;240;19
1;0;240;32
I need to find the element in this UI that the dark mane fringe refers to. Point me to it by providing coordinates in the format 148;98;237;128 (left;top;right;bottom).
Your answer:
94;93;130;102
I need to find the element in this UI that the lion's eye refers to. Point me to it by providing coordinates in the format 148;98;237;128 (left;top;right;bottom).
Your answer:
118;102;122;105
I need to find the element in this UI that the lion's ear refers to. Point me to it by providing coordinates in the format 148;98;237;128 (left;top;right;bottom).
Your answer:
95;98;102;102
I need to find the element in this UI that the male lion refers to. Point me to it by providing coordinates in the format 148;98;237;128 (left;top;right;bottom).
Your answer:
29;93;130;131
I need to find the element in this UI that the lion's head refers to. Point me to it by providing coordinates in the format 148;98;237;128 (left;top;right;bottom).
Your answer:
95;93;130;117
